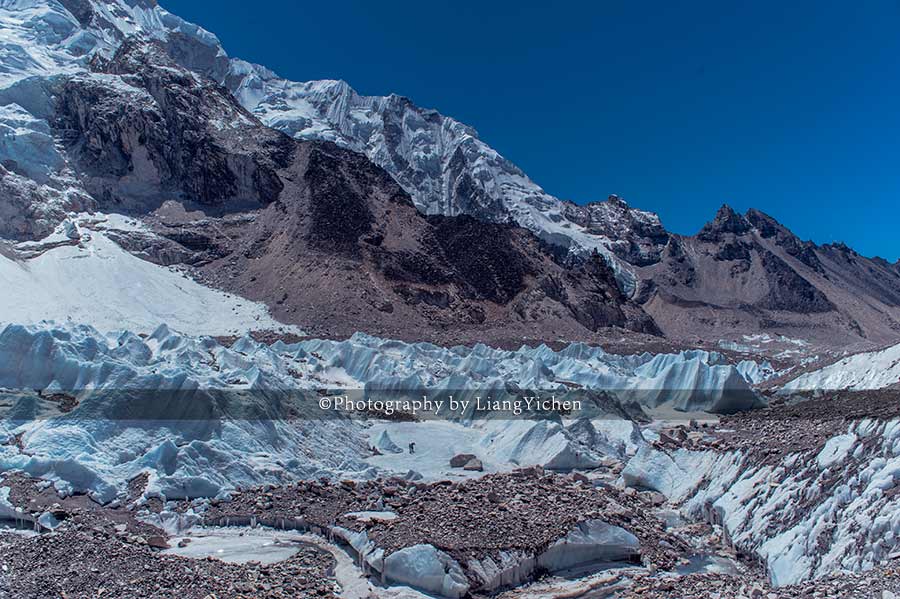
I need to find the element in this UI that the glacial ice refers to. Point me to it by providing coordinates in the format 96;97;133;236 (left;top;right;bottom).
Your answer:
536;520;640;571
0;102;61;182
382;544;470;599
374;430;403;454
0;321;763;503
624;420;900;586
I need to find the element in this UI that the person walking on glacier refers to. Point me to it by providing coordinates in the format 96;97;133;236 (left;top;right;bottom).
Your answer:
408;441;416;454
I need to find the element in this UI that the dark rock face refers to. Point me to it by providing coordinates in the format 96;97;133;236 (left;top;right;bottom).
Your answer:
697;204;752;242
56;40;288;211
746;209;825;274
818;243;900;308
562;252;660;334
0;166;93;241
757;249;834;313
303;147;377;252
427;215;531;303
58;0;94;28
714;240;752;263
563;195;670;266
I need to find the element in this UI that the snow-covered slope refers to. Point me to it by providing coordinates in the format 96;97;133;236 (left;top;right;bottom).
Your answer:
781;343;900;391
0;214;298;336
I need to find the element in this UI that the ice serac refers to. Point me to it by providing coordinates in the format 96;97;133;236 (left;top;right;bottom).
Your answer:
382;544;469;599
0;322;374;502
623;420;900;587
374;430;403;454
0;321;763;501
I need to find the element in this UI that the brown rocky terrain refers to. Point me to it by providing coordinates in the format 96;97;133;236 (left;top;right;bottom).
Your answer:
631;205;900;351
569;565;900;599
199;469;689;572
0;477;337;599
647;389;900;464
0;525;337;599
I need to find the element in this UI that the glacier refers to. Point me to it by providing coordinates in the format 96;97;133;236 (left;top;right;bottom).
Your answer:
0;320;760;504
620;420;900;587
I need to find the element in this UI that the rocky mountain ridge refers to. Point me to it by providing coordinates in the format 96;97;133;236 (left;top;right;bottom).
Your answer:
634;205;900;349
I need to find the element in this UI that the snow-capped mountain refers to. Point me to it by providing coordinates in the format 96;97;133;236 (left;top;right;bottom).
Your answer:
1;0;662;289
0;20;660;344
4;0;900;350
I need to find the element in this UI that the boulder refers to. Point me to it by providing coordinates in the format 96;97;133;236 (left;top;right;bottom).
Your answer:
450;453;477;468
463;458;484;472
147;535;170;549
572;472;590;485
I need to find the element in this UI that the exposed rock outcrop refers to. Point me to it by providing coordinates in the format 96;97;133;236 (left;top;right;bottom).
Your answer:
56;40;289;212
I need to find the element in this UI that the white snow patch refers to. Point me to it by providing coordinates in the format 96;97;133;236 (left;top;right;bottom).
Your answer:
0;223;300;337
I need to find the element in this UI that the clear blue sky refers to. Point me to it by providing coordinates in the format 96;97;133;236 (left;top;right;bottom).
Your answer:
164;1;900;261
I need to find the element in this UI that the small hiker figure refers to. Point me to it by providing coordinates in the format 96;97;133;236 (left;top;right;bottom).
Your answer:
408;441;416;454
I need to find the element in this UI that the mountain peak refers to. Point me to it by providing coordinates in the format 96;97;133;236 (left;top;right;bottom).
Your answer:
697;203;751;240
744;207;785;238
606;194;627;208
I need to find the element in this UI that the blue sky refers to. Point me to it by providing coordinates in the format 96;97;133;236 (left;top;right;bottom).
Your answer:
164;1;900;260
